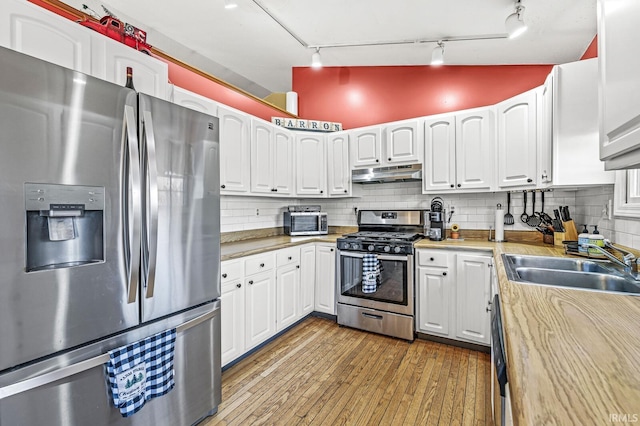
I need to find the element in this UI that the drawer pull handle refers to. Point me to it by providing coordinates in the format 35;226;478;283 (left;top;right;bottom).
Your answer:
236;283;241;288
362;312;383;320
442;272;447;276
222;273;227;278
430;257;434;261
249;280;254;285
288;256;292;260
297;265;300;269
260;263;265;267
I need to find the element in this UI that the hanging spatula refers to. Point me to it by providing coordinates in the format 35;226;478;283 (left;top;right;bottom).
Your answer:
504;192;514;225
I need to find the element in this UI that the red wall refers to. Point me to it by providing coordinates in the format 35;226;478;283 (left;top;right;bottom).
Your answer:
292;65;553;129
164;61;289;121
581;36;598;60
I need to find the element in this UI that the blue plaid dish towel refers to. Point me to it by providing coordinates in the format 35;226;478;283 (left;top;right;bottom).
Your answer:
106;329;177;417
362;253;380;293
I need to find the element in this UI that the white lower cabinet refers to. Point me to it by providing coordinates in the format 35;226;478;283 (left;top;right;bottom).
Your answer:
455;253;492;345
300;244;316;316
220;260;245;367
315;243;336;315
416;249;493;346
221;243;330;367
244;269;276;350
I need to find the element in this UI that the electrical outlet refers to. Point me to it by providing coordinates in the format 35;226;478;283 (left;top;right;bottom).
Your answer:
256;209;260;216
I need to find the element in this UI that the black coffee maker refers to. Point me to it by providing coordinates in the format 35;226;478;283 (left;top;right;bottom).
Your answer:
429;197;445;241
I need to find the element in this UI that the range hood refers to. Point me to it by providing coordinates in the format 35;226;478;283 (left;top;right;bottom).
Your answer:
352;164;422;184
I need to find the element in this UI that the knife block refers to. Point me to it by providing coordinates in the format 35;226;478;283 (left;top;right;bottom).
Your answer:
554;232;566;247
562;220;578;241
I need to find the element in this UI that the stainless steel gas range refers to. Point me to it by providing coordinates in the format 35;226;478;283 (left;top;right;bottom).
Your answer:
336;209;427;341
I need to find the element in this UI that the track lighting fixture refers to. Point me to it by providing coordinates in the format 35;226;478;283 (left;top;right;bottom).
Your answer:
311;48;322;69
505;1;527;39
431;41;444;66
224;0;238;10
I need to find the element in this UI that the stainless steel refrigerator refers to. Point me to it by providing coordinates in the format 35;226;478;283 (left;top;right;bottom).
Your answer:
0;46;221;425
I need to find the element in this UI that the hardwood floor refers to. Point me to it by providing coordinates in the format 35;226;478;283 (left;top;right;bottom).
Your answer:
203;317;493;426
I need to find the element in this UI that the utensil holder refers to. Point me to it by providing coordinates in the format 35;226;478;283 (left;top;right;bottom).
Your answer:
543;233;554;244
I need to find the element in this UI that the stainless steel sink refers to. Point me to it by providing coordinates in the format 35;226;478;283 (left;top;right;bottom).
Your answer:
502;254;640;295
505;255;612;274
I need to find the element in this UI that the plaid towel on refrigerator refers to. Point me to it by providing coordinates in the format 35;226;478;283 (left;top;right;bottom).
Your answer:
105;329;177;417
362;253;380;293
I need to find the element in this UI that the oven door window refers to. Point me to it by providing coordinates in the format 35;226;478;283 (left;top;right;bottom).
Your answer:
291;215;318;232
340;254;408;305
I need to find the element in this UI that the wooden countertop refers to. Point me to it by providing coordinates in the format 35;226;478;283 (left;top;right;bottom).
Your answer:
221;234;341;261
222;235;640;423
416;238;640;425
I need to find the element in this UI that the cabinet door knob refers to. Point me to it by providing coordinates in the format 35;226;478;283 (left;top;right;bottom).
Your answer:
442;272;447;276
457;184;461;188
222;273;227;278
541;173;548;180
297;265;300;269
486;306;492;312
288;256;292;260
236;283;241;288
388;158;391;161
450;184;455;188
260;263;265;267
344;189;348;193
375;159;379;163
274;188;278;192
430;257;434;261
320;190;324;194
527;178;533;183
249;280;254;285
221;184;226;189
330;248;334;252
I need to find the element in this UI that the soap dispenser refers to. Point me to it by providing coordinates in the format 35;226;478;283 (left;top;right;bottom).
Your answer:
588;225;604;254
578;224;590;253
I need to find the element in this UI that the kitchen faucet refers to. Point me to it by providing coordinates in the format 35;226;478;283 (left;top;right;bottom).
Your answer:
580;241;639;279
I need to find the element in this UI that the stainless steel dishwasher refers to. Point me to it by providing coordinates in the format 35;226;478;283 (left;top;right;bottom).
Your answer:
491;294;508;426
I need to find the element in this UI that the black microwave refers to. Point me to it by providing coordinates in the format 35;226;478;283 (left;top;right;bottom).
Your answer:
283;211;328;236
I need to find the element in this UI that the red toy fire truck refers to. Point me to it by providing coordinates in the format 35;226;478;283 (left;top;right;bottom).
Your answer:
77;5;152;54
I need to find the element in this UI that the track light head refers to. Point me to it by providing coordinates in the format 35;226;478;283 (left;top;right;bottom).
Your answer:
431;41;445;66
311;48;322;69
506;3;527;39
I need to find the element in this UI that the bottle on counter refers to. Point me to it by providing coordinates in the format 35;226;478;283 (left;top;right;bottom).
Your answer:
578;224;590;253
588;225;605;255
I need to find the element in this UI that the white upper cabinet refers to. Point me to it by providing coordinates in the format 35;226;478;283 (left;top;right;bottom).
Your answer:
90;33;168;99
423;114;456;191
384;120;422;165
598;0;640;169
538;72;554;187
219;105;251;194
296;133;326;197
497;88;538;188
327;131;351;196
551;59;614;186
423;109;494;193
171;86;219;116
455;109;495;190
0;0;92;73
250;119;294;195
350;126;382;168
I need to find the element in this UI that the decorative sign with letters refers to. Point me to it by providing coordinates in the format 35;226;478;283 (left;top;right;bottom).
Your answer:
271;117;342;132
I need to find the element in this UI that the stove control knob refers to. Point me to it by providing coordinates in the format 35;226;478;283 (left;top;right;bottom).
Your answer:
368;245;375;252
351;243;359;250
394;246;402;254
383;245;391;252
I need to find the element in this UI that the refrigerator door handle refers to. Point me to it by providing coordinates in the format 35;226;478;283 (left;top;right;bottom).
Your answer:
142;110;159;299
123;105;142;304
0;304;220;401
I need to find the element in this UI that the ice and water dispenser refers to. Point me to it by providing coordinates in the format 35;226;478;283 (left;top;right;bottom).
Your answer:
25;183;105;272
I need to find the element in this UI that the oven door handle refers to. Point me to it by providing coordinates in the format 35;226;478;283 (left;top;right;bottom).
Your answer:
338;251;410;262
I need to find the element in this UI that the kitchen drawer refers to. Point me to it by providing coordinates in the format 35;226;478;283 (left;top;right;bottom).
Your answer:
245;252;275;276
276;247;300;268
221;259;242;283
417;249;450;268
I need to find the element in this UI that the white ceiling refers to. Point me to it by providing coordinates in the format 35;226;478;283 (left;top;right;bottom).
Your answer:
64;0;597;98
